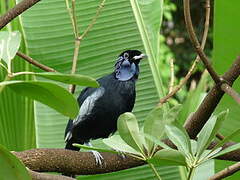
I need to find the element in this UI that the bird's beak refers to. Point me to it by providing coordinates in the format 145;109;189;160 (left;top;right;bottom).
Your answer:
133;53;147;60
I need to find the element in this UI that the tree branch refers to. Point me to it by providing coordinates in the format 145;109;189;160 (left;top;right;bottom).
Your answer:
183;0;221;84
16;51;56;72
184;56;240;139
28;169;74;180
208;162;240;180
13;141;240;176
221;83;240;104
0;0;41;30
13;149;144;175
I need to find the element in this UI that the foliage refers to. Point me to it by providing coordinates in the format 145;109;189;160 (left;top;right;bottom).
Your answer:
0;145;31;180
0;0;240;179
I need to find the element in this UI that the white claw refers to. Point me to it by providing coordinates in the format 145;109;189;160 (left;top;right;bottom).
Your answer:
84;142;104;166
91;150;104;166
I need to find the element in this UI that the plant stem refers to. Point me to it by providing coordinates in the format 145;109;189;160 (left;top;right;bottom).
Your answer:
0;75;11;93
69;38;80;93
187;167;195;180
148;163;162;180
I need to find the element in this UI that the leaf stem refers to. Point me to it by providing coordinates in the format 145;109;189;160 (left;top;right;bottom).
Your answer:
0;75;11;93
187;167;195;180
148;163;162;180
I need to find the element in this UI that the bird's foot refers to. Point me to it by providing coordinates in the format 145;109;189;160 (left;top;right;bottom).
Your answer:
91;150;104;166
115;149;126;159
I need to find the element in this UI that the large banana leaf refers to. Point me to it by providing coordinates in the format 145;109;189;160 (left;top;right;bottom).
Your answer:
19;0;181;179
213;0;240;179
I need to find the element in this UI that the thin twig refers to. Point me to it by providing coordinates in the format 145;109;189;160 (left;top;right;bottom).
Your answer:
208;162;240;180
16;51;56;72
0;0;41;30
168;58;175;93
216;133;225;141
221;83;240;104
159;0;210;104
80;0;106;39
183;0;221;84
67;0;106;94
71;0;79;38
69;39;81;93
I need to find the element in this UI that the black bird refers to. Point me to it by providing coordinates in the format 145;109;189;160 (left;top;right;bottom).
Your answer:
64;50;146;164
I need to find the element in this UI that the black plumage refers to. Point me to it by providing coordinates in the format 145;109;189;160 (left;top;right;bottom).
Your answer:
64;50;146;155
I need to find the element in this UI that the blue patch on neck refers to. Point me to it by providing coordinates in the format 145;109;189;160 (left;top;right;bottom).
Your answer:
115;60;139;81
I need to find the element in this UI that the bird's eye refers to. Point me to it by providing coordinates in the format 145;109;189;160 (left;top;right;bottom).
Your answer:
124;53;129;59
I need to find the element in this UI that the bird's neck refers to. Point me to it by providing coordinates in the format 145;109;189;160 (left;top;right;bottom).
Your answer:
114;63;139;81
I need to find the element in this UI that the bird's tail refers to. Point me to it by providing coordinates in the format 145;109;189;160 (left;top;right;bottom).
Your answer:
64;119;83;151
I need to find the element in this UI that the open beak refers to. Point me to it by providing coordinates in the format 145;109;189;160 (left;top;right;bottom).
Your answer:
133;53;147;60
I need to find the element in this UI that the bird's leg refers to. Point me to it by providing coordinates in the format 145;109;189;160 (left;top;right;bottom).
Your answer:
85;142;104;166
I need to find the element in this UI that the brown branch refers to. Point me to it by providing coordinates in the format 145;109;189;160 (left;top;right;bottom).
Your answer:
221;83;240;104
159;0;210;104
208;162;240;180
0;0;41;30
16;51;56;72
13;141;240;176
183;0;221;84
28;169;74;180
184;56;240;139
13;149;144;175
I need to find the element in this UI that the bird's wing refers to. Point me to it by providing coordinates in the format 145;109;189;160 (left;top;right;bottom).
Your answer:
73;86;105;125
64;87;105;142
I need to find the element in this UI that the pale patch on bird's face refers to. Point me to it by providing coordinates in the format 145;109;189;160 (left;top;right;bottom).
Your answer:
132;53;147;61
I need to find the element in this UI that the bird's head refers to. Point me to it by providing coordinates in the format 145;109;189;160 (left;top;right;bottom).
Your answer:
114;50;146;81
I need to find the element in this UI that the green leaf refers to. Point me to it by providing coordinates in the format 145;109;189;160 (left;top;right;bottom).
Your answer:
0;80;78;119
165;104;182;124
178;71;208;125
73;143;118;154
165;124;191;156
190;140;198;156
143;105;165;152
143;104;181;152
192;160;215;180
130;0;165;98
103;135;142;156
212;143;240;158
148;149;186;166
117;112;145;154
0;145;31;180
196;110;228;157
144;133;172;150
210;129;240;154
16;72;99;87
0;31;21;65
